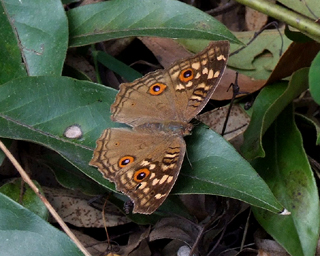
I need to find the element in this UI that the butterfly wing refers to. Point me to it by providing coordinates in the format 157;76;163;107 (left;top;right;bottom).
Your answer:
89;128;186;214
168;40;230;122
111;41;230;127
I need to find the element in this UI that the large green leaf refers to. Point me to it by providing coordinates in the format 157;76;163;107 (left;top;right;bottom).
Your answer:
0;4;26;84
2;0;68;76
0;76;283;214
173;126;283;213
0;192;83;256
252;105;320;256
241;68;309;160
68;0;240;47
0;179;48;220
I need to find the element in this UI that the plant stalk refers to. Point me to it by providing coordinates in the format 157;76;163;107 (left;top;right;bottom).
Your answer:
234;0;320;41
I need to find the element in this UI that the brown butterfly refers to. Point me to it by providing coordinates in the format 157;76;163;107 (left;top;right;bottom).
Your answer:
90;41;230;214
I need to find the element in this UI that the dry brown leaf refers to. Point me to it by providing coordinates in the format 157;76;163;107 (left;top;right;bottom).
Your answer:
256;241;289;256
149;217;201;246
162;240;187;256
266;41;320;84
245;7;268;31
127;239;151;256
72;230;110;255
214;68;265;101
255;229;290;256
197;104;250;141
139;37;192;67
122;226;151;256
179;194;207;220
44;187;129;228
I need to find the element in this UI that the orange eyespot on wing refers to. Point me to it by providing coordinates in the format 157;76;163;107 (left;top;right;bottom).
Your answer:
179;68;194;83
119;156;135;168
149;83;167;95
133;168;150;182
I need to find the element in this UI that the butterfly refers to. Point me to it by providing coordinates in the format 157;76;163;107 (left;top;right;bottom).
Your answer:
90;41;230;214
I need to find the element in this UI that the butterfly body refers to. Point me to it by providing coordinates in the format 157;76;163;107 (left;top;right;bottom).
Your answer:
90;41;230;214
134;121;193;136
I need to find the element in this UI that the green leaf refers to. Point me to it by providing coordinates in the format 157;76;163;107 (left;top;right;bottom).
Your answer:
0;4;26;84
284;25;313;43
95;50;142;82
0;76;118;190
0;76;282;214
0;192;83;256
228;30;292;80
2;0;68;76
0;179;48;220
241;68;309;160
277;0;320;19
39;153;108;196
309;51;320;105
173;125;283;213
252;105;320;256
68;0;240;47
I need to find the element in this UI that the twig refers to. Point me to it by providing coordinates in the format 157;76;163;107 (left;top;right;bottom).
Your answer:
230;21;284;57
0;139;91;256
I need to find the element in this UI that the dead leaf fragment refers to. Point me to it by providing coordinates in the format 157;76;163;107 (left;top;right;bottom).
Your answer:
245;7;268;31
214;68;265;100
266;41;320;84
44;187;129;228
197;104;250;140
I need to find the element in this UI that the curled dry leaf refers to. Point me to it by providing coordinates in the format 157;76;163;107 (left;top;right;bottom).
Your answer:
197;104;250;140
72;230;110;255
122;226;151;256
266;41;320;84
149;217;201;246
255;229;290;256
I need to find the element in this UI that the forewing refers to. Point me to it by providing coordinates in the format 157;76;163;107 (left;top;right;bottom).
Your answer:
167;40;230;121
111;41;230;126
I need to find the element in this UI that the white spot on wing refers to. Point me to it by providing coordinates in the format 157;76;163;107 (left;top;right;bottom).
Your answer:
150;173;155;179
152;178;160;186
149;164;156;170
208;69;214;79
214;71;220;78
176;84;185;90
139;182;147;189
155;193;166;199
185;81;193;88
159;175;169;185
141;160;150;166
217;54;226;61
192;62;200;70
